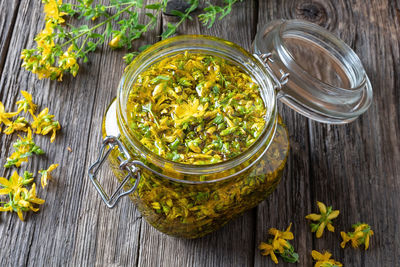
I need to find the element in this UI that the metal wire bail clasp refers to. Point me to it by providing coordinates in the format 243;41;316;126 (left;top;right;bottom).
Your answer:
254;52;290;90
88;135;141;208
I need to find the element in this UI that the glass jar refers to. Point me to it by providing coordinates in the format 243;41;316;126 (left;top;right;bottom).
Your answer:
89;20;372;239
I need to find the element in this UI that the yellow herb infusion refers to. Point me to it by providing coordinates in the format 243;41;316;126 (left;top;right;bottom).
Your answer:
126;52;267;164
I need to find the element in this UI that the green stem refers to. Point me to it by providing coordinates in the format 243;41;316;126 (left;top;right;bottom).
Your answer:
103;2;137;9
61;3;136;48
77;34;90;54
162;0;198;39
67;1;136;10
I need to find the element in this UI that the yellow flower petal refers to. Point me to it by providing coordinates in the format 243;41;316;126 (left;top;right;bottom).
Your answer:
311;250;323;260
268;228;279;236
281;231;294;240
305;213;322;221
340;231;350;248
327;210;340;220
0;177;11;187
17;210;24;221
270;251;278;264
0;188;11;195
316;221;326;238
317;201;327;214
326;223;335;232
0;206;12;212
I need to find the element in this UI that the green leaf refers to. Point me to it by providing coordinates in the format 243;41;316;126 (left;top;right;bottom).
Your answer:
161;23;177;39
170;10;186;18
105;22;112;38
151;75;171;84
145;13;156;20
145;3;161;10
138;44;151;52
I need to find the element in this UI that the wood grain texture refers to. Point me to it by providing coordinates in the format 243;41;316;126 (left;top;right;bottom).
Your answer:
0;0;20;77
0;0;399;266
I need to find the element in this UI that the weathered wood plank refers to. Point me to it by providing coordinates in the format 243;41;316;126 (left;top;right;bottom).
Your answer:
136;1;259;267
307;0;400;266
0;0;20;77
74;0;162;265
0;0;149;265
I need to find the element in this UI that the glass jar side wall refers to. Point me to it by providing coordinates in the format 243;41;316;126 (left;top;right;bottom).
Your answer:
102;104;289;238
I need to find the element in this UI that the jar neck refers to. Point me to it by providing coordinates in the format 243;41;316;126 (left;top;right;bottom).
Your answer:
116;35;278;181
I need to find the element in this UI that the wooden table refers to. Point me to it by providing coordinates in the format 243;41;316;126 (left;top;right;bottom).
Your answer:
0;0;399;266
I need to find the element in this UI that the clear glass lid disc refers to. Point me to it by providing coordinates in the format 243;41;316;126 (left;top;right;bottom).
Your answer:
253;19;373;124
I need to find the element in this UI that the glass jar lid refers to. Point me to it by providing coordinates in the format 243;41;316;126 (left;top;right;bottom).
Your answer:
253;19;372;124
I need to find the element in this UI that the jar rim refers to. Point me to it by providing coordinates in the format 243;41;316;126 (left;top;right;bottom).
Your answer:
116;35;278;181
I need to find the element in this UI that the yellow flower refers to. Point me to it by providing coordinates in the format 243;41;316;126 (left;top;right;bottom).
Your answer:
16;90;37;115
259;223;299;264
0;171;41;221
24;183;46;208
340;223;374;250
3;117;29;135
0;101;19;131
4;128;44;168
5;151;28;168
306;201;340;238
1;183;45;221
109;35;122;49
35;20;56;61
269;223;294;253
59;45;79;76
259;242;278;264
39;164;58;188
311;250;342;267
31;108;61;142
43;0;66;23
0;171;24;195
173;98;208;126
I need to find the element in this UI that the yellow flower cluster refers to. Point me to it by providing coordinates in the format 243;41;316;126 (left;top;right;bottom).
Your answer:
311;250;342;267
5;128;44;168
259;202;374;265
16;90;37;115
258;223;298;264
3;117;29;135
31;108;61;143
1;91;61;168
0;90;60;220
0;171;44;221
21;0;78;81
305;201;340;238
341;223;374;250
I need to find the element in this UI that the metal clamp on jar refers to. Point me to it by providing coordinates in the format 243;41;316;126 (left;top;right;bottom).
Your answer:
88;20;372;238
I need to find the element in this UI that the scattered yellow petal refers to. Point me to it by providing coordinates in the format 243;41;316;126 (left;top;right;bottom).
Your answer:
39;164;59;188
